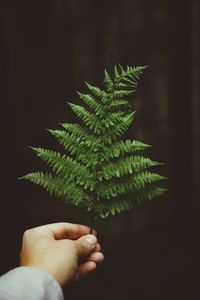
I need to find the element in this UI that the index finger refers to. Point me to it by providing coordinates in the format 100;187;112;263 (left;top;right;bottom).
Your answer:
35;222;97;240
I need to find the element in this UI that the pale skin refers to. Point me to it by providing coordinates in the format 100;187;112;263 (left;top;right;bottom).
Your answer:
20;222;104;286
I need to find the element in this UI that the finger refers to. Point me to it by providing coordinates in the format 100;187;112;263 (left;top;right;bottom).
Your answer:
75;261;96;281
75;234;97;258
94;243;101;252
77;243;101;264
34;222;97;240
85;252;104;264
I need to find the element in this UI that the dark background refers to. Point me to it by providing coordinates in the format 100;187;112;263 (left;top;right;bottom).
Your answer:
0;1;200;299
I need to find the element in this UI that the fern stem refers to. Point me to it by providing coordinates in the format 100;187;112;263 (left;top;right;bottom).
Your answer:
90;194;98;234
90;205;95;234
90;195;99;234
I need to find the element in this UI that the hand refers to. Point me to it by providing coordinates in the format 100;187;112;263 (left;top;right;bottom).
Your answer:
20;222;104;286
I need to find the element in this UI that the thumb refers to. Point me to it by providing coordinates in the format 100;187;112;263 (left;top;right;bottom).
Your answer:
74;234;97;258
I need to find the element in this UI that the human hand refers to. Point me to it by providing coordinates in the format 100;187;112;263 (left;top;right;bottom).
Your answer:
20;222;104;286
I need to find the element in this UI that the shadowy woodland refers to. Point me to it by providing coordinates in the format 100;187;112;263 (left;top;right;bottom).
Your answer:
0;1;200;299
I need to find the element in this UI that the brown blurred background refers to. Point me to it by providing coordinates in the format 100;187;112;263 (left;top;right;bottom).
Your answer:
0;0;200;299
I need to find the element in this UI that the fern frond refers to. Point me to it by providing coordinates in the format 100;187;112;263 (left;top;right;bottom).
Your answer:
113;89;134;99
131;172;166;189
100;140;150;162
21;65;166;222
97;198;136;218
103;112;135;138
67;102;103;134
104;69;113;89
109;99;131;110
60;123;99;149
85;82;107;101
21;172;92;207
77;92;101;112
109;140;150;158
47;129;83;156
97;186;166;218
98;171;166;199
47;129;100;165
133;186;166;204
100;156;161;180
113;65;147;90
60;123;89;140
29;147;96;190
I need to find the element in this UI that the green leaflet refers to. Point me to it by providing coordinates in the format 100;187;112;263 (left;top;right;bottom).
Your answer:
77;92;101;112
100;156;161;180
21;172;92;207
21;65;166;220
97;186;166;218
97;171;166;199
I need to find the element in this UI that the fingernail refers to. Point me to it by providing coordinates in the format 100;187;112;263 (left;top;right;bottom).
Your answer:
84;234;97;245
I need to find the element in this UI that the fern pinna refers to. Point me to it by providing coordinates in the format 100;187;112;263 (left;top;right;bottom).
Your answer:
21;65;166;231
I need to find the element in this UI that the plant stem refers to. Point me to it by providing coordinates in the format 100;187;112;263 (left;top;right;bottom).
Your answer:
90;206;94;234
90;140;101;234
90;195;97;234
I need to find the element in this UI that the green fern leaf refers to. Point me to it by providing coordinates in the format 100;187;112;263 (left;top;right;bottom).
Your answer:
85;82;107;100
21;172;92;207
77;92;101;112
20;65;166;226
97;186;166;218
29;147;95;188
67;102;103;134
104;69;113;89
98;171;165;200
101;156;161;180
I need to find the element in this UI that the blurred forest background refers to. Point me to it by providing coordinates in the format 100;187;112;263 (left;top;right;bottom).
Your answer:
0;0;200;299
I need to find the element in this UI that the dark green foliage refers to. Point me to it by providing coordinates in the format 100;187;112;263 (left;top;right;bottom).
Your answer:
21;65;166;219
